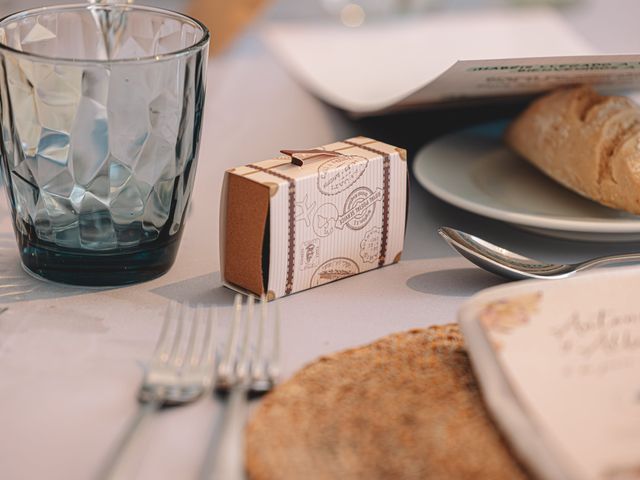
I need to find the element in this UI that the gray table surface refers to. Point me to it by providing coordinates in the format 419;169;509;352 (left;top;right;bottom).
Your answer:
1;1;639;479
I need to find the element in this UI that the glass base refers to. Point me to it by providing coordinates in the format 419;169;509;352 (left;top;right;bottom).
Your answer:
17;231;183;287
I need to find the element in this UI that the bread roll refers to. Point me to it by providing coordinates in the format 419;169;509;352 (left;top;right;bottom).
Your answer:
245;325;529;480
505;86;640;214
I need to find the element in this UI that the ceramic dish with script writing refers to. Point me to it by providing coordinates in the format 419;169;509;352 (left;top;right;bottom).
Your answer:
413;121;640;242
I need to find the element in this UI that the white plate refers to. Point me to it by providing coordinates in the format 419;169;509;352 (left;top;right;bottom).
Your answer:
413;121;640;241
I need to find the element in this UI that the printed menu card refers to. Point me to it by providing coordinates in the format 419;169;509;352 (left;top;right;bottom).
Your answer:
459;269;640;480
264;7;640;115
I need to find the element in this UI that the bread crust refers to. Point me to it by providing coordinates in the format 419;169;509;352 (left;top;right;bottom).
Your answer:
245;324;529;480
505;86;640;214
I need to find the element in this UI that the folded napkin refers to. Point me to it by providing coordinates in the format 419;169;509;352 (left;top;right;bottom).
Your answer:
245;324;530;480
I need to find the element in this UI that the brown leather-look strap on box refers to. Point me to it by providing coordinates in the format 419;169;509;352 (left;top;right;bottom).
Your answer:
281;149;346;166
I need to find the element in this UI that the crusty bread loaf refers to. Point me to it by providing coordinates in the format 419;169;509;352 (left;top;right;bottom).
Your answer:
505;86;640;214
245;324;530;480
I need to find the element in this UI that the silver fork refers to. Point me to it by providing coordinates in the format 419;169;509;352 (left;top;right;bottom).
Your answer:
97;301;217;480
201;294;280;480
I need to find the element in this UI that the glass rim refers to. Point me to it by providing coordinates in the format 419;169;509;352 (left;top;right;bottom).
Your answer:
0;3;210;65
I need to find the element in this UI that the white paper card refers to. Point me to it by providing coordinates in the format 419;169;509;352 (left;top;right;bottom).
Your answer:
262;7;640;115
459;269;640;480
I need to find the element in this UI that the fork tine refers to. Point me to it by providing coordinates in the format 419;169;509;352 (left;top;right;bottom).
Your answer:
167;302;186;367
269;301;281;380
197;306;216;368
182;305;200;368
219;294;243;382
151;301;176;364
250;295;267;383
257;295;267;368
249;295;281;393
237;296;254;379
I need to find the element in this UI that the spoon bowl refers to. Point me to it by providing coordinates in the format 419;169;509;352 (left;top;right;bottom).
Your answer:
438;227;640;280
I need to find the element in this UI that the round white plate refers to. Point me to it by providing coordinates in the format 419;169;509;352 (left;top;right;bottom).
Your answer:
413;121;640;242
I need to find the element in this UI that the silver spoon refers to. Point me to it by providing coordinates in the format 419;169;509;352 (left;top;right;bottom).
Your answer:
438;226;640;280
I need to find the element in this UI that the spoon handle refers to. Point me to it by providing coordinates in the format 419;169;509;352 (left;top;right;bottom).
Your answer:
577;252;640;271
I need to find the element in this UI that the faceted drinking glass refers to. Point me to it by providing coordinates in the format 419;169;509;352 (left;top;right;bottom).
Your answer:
0;4;209;285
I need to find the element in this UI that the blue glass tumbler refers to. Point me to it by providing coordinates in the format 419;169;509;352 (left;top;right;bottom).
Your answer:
0;4;209;285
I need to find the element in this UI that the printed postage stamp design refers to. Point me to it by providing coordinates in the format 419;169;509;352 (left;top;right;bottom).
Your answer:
310;257;359;287
360;226;382;263
342;187;381;231
317;155;368;195
300;238;320;270
312;187;383;238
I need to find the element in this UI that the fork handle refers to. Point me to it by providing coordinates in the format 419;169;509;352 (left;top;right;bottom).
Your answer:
206;389;248;480
96;400;160;480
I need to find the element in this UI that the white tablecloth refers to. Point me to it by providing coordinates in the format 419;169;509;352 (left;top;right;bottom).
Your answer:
2;1;640;478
